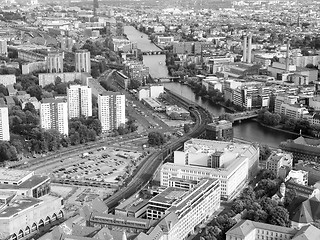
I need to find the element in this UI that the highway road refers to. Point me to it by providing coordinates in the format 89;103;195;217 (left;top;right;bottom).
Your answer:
10;132;144;171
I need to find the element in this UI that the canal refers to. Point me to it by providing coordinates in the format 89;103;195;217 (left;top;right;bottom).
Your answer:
124;26;297;148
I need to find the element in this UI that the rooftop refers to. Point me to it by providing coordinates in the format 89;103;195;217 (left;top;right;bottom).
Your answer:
0;168;33;183
0;175;49;189
227;219;297;237
0;196;42;218
149;187;188;205
41;98;66;104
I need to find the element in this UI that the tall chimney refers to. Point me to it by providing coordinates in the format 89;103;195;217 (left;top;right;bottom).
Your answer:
243;36;247;63
247;33;252;63
285;39;290;72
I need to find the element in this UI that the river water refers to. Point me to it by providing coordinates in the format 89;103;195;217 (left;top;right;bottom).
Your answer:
124;26;297;148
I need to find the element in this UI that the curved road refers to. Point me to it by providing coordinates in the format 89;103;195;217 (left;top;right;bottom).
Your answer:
104;106;211;210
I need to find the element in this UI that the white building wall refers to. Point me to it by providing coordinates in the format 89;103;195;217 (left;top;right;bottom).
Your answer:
0;106;10;141
150;85;164;98
0;196;63;238
67;85;92;119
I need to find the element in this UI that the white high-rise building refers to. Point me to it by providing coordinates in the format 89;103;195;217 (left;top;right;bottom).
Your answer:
0;40;7;57
75;50;91;74
67;85;92;119
46;52;63;73
0;105;10;141
40;98;68;136
98;92;125;132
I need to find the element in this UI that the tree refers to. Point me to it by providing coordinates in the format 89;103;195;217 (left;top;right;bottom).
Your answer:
231;199;245;214
27;85;43;100
260;169;276;180
259;145;272;161
0;141;18;162
54;82;68;95
268;206;291;227
25;110;39;125
148;131;165;146
0;84;8;96
23;102;36;114
255;179;278;197
129;79;142;89
44;129;61;151
284;118;296;132
183;124;190;133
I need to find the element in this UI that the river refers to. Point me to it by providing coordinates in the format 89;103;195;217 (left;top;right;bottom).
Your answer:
124;26;297;148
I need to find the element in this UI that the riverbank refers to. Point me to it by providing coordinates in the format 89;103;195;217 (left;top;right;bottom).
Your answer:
252;119;305;138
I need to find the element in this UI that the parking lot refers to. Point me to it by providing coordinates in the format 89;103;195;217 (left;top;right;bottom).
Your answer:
51;148;144;189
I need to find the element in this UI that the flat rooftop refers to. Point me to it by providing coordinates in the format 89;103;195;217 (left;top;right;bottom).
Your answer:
0;196;42;218
149;187;187;205
169;177;198;185
0;175;49;189
116;197;149;213
0;168;33;183
169;179;219;212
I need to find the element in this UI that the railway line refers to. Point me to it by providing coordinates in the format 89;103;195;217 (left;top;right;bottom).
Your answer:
104;105;211;211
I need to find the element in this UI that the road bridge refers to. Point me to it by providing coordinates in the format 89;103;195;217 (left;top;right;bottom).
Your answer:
225;111;258;123
141;50;164;55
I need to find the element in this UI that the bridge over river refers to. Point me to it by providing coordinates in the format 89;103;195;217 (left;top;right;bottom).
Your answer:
225;110;259;123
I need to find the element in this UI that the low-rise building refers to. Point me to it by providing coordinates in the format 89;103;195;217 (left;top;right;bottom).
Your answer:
142;98;162;111
226;219;320;240
0;168;64;240
205;120;233;141
265;150;293;177
280;136;320;163
285;170;308;186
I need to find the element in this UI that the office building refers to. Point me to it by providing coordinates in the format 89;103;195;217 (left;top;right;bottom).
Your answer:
46;51;63;73
226;219;320;240
67;85;92;119
75;50;91;74
40;98;68;136
161;139;259;200
136;179;221;240
205;120;233;141
98;92;125;132
265;150;293;177
0;105;10;141
0;168;63;240
0;39;7;57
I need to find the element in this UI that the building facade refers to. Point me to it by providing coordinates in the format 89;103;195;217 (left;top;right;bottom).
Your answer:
265;150;293;177
0;105;10;141
226;219;320;240
205;120;233;141
0;39;8;57
67;85;92;119
98;92;125;132
40;98;69;136
161;139;259;200
46;51;64;73
0;168;64;240
75;50;91;74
